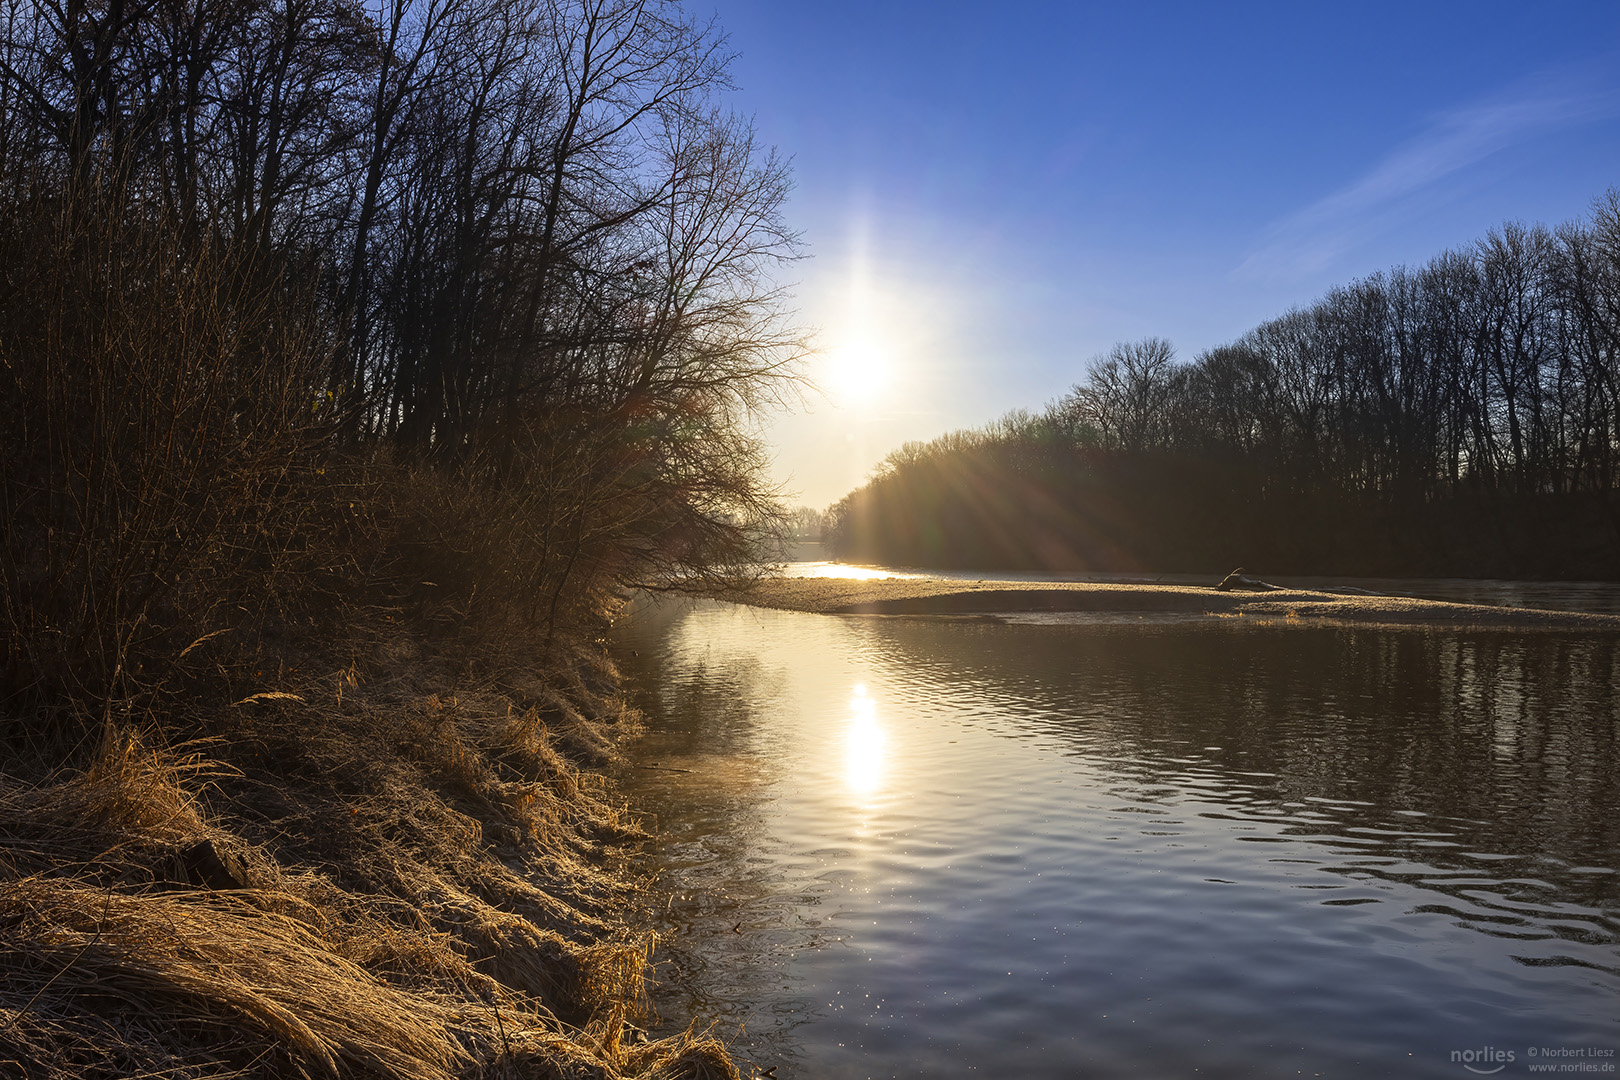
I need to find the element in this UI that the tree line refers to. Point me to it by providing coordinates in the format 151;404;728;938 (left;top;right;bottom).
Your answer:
0;0;802;730
826;203;1620;578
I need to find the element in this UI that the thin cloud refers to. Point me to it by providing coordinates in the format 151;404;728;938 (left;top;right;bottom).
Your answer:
1237;67;1620;282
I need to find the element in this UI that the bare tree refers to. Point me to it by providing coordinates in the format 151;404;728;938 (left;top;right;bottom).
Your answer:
1061;337;1179;452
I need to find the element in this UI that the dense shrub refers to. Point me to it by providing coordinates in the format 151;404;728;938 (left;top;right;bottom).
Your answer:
0;0;802;739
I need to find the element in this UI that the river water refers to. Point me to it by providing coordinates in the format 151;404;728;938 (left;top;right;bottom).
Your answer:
612;577;1620;1079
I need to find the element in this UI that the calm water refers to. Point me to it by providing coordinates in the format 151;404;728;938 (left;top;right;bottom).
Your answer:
613;596;1620;1079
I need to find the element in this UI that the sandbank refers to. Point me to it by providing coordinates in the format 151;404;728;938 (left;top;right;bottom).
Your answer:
698;575;1620;630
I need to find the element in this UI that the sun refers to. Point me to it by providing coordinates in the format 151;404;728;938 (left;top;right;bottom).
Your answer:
825;340;893;405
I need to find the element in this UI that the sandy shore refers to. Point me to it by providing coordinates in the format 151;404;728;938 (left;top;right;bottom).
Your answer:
697;575;1620;630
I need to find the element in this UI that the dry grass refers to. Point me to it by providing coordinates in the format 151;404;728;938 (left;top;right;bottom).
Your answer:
0;879;475;1078
0;627;732;1080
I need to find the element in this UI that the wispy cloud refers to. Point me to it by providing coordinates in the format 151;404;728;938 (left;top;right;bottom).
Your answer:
1237;66;1620;282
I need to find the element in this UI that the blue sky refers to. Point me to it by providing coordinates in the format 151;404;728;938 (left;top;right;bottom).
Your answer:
708;1;1620;508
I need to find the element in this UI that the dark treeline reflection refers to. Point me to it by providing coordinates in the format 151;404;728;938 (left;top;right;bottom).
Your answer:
614;604;1620;1073
829;210;1620;577
871;621;1620;915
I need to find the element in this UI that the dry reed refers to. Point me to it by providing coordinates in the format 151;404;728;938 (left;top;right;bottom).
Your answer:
0;630;729;1079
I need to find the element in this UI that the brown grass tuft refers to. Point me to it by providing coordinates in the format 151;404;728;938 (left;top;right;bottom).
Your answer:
0;879;475;1079
0;636;733;1079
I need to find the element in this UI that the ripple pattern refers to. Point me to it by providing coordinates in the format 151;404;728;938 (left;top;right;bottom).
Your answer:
614;599;1620;1079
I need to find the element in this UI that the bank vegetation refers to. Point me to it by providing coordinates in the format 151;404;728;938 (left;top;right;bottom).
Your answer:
0;0;801;1075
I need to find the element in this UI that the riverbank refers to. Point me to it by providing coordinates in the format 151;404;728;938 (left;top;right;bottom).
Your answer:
0;623;740;1079
702;575;1620;629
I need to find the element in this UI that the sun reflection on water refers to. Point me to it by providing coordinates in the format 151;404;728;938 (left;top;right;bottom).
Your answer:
844;683;886;796
777;561;922;581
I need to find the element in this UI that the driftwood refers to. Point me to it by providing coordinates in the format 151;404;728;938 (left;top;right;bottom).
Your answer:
177;838;250;890
1215;568;1284;592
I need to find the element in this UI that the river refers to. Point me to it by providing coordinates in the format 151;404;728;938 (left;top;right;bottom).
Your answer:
611;569;1620;1079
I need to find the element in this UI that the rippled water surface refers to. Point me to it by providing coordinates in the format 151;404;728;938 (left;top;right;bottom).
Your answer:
613;597;1620;1078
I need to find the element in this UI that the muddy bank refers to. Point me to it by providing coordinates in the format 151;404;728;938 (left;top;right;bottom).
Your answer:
702;576;1620;630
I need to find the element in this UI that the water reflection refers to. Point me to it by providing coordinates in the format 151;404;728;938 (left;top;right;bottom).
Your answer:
614;599;1620;1079
843;684;885;796
780;561;921;581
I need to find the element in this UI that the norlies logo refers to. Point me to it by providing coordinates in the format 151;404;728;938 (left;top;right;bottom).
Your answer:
1453;1046;1516;1074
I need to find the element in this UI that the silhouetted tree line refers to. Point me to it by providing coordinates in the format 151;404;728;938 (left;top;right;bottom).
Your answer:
828;205;1620;578
0;0;801;730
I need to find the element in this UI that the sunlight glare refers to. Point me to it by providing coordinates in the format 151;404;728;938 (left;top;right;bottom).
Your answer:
826;341;893;405
780;562;922;581
844;683;887;795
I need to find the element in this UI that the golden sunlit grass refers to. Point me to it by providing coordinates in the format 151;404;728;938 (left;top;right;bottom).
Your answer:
0;632;741;1079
